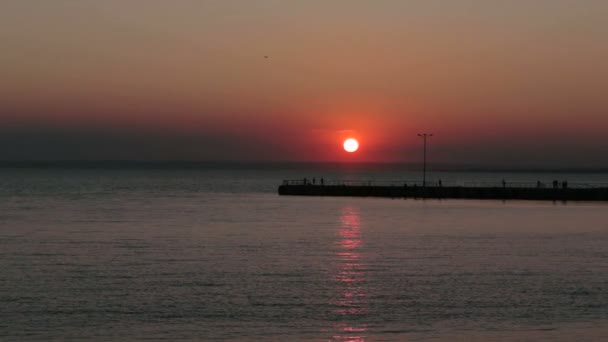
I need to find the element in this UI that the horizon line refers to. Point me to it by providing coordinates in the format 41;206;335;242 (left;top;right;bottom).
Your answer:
0;160;607;173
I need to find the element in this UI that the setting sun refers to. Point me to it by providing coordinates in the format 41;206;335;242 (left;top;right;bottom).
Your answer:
343;138;359;153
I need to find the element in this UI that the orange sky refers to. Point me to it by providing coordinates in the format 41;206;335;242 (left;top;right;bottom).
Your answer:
1;1;608;166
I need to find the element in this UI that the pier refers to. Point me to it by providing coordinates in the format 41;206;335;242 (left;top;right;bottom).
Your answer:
278;180;608;201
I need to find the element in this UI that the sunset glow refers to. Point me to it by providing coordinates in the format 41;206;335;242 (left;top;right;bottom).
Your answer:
1;1;608;166
343;139;359;153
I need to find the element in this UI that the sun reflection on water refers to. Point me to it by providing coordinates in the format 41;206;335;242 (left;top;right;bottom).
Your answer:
331;206;368;341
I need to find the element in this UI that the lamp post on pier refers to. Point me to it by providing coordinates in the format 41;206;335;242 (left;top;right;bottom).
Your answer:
417;133;433;187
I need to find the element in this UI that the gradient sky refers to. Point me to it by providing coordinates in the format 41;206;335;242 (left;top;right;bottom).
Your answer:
2;0;607;166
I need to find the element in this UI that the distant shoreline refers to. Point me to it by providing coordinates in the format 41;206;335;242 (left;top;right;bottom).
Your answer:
0;160;607;173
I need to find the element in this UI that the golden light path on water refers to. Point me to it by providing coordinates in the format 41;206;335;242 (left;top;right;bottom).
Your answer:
332;206;368;341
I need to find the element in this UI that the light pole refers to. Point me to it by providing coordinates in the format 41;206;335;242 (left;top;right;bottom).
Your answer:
417;133;433;187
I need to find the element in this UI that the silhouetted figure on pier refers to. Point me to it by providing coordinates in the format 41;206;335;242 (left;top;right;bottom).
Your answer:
553;180;558;189
537;180;541;188
438;180;442;187
502;179;506;188
320;178;324;186
312;177;316;185
303;177;308;185
562;181;568;189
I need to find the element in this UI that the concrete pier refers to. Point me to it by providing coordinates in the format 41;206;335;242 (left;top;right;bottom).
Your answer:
278;183;608;201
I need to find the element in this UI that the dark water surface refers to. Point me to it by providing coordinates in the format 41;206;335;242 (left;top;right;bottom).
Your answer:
1;167;608;340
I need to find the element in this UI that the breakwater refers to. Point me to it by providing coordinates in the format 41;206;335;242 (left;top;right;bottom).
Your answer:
278;182;608;201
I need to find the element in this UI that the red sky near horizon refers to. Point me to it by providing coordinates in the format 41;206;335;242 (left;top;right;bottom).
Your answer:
2;1;608;166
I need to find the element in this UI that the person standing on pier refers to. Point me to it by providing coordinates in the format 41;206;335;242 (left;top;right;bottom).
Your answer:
502;179;506;188
312;177;316;185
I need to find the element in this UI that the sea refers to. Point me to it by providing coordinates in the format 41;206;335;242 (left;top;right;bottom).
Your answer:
1;163;608;341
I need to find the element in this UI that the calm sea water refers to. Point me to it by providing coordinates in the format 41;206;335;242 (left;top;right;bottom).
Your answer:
1;166;608;341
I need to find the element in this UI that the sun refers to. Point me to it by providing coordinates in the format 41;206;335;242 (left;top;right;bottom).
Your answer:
343;138;359;153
